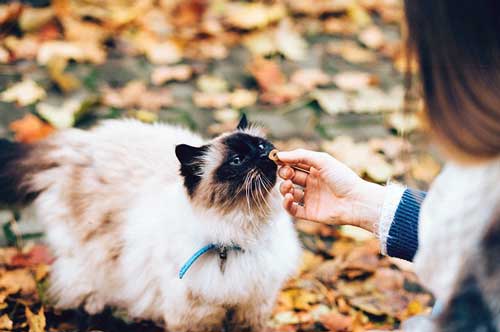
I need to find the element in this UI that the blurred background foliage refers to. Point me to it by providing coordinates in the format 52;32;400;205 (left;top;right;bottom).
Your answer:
0;1;438;331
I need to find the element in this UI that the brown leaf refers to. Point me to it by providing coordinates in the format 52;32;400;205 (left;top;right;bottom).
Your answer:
0;314;13;330
151;65;193;85
290;69;330;92
25;307;46;332
248;57;287;92
10;245;54;268
0;268;36;295
319;311;353;331
9;114;55;143
101;81;173;111
332;71;378;91
358;25;385;50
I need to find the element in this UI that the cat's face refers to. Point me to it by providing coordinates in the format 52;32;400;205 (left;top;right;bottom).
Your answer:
175;115;278;215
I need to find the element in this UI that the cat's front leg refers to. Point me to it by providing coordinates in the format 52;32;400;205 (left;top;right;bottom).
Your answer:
224;299;274;332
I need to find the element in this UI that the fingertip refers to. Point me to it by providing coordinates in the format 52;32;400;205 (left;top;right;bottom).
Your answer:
278;166;294;180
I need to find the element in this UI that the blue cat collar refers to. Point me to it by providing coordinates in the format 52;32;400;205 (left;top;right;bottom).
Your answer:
178;244;242;279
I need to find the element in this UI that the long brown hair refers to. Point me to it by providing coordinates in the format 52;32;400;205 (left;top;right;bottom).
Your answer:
404;0;500;162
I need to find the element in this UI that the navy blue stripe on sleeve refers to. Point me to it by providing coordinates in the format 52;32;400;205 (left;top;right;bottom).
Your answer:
387;188;427;261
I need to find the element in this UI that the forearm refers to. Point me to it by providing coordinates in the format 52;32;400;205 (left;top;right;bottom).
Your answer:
378;185;426;261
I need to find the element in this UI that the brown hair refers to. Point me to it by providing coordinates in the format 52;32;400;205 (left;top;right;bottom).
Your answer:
404;0;500;162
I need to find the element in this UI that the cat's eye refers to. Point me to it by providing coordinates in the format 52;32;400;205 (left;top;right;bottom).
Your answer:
230;156;242;166
258;143;265;150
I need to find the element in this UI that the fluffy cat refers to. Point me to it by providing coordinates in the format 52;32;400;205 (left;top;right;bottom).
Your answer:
0;116;301;331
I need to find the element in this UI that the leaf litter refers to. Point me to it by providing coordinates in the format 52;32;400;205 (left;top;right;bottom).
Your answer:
0;0;439;330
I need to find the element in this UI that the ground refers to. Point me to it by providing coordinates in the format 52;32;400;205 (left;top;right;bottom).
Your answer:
0;1;440;331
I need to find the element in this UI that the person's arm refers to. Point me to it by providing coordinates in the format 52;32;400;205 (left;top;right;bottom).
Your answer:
378;184;426;261
275;149;427;262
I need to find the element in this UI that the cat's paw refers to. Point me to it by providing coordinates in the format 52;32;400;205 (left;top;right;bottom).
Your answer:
84;294;106;315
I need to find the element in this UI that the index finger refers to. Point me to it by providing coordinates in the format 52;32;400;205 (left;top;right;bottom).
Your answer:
277;149;327;170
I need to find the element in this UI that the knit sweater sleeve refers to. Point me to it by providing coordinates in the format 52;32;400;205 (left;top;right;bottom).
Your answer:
377;185;427;261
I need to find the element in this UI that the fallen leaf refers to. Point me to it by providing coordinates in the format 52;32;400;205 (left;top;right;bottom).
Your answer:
9;115;55;143
243;30;277;57
326;40;376;63
313;90;350;114
197;75;229;93
46;57;80;92
411;154;441;183
37;94;95;129
387;112;420;133
19;6;54;32
1;79;46;106
290;69;330;92
10;245;54;268
287;0;355;16
144;40;183;65
37;41;106;65
365;154;394;182
0;314;13;330
332;71;378;91
134;110;158;123
3;35;40;60
101;81;173;111
275;19;308;61
151;65;193;85
358;25;385;50
25;307;46;332
0;268;36;295
229;89;258;109
224;2;286;30
0;46;9;63
320;311;353;331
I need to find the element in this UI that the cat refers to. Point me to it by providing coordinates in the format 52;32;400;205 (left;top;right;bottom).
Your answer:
0;115;301;332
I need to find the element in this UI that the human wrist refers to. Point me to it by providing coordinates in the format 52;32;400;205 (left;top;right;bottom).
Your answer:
348;180;386;233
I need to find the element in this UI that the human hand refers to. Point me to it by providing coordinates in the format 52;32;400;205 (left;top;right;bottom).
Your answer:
277;149;386;233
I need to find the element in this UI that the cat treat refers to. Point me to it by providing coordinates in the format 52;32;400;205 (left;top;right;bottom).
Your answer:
269;149;310;174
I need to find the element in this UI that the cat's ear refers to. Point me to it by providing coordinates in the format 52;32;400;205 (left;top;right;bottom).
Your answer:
175;144;207;166
236;114;248;130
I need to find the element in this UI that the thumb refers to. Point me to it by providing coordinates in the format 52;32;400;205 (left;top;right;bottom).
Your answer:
277;149;327;170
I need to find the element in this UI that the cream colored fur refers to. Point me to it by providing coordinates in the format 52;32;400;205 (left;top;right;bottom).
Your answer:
28;119;301;331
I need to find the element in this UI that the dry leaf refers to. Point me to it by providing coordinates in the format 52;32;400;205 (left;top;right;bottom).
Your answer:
9;114;55;143
243;30;277;57
0;268;36;295
224;2;286;30
19;6;54;32
290;69;330;92
0;314;13;330
320;311;353;331
151;65;193;85
287;0;355;16
101;81;173;111
1;79;46;106
313;90;350;114
0;46;9;63
365;154;394;182
25;307;46;332
358;25;385;50
37;94;94;129
37;41;106;65
326;40;376;63
197;75;229;93
332;71;378;91
145;40;183;65
275;19;308;61
411;154;441;183
46;56;80;92
3;35;40;60
387;112;420;133
230;89;257;109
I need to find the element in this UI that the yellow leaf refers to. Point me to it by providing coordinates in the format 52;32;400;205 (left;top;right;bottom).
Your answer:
0;314;13;330
1;79;46;106
25;307;45;332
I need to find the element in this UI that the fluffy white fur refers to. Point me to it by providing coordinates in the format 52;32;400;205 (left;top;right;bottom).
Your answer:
29;120;301;331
